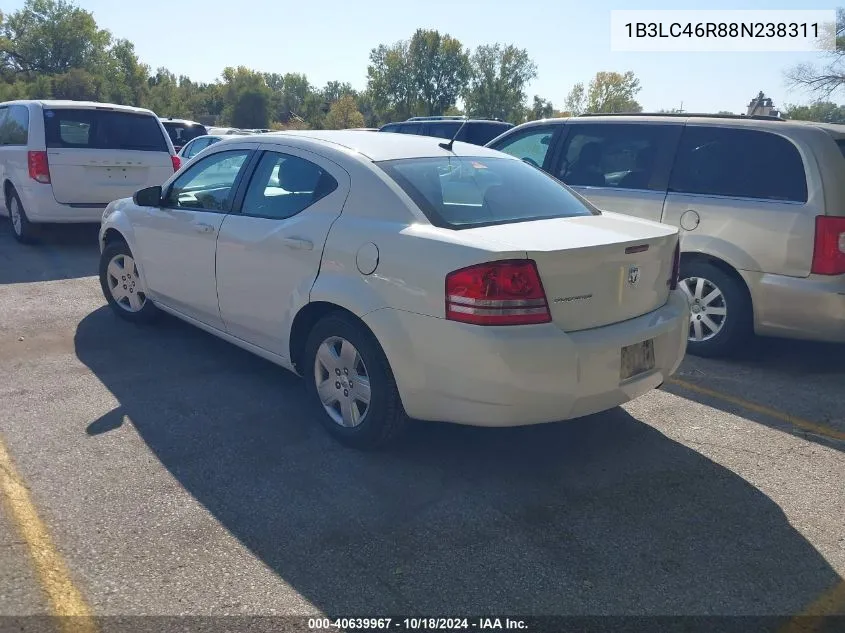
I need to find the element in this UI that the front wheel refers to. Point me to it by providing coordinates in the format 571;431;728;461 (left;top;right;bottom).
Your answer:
99;241;159;323
304;313;408;449
678;260;752;358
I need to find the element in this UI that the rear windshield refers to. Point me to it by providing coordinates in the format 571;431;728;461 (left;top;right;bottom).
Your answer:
379;156;597;229
44;109;168;152
162;122;207;146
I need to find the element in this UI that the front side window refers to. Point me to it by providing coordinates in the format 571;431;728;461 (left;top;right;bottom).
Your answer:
379;155;596;229
0;105;29;145
669;127;808;202
241;151;338;219
557;123;675;191
490;126;556;169
163;150;250;211
44;109;168;152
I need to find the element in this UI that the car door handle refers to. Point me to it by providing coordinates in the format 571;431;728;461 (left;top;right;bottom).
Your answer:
196;223;216;234
281;237;313;251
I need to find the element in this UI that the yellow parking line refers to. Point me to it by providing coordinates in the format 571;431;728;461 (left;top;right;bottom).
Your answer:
667;378;845;442
0;436;97;633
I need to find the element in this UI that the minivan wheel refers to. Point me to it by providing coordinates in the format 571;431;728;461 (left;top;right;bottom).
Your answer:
7;189;38;244
679;260;752;358
99;241;158;323
304;313;408;450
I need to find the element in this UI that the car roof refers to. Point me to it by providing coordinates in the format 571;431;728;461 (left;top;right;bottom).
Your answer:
0;99;155;115
508;114;841;132
232;129;513;161
381;119;510;126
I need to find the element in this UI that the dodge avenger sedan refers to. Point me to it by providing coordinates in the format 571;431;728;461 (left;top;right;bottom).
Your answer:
98;130;689;449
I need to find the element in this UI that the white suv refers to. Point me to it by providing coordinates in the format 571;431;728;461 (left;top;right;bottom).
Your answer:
0;100;180;243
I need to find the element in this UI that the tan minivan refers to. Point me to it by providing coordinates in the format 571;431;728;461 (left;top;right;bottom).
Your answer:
487;113;845;357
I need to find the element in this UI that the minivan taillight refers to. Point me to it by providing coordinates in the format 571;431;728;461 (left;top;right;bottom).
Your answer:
669;242;681;289
28;151;50;184
171;155;182;172
811;216;845;275
445;259;551;326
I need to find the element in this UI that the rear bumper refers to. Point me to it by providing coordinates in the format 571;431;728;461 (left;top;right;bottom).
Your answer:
14;182;107;223
363;290;689;427
741;270;845;343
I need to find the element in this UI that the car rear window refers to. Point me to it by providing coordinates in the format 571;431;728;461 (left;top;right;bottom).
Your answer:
44;109;168;152
379;155;597;229
162;122;207;146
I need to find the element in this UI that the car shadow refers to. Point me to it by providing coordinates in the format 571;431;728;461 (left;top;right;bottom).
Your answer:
0;221;100;284
670;337;845;452
74;307;842;615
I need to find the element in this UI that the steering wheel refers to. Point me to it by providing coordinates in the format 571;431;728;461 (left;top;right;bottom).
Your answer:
522;157;540;168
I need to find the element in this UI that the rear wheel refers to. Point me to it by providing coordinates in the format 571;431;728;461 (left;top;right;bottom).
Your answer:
679;260;752;358
7;188;38;244
304;313;408;450
99;240;159;323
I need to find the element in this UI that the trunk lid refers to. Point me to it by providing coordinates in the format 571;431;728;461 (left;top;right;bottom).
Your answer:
459;213;679;332
42;106;174;205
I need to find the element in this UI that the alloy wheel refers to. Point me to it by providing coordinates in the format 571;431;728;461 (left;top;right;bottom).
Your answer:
9;197;22;236
679;276;727;342
313;336;371;428
106;254;147;312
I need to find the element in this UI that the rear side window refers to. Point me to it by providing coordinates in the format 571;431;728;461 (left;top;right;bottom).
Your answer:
426;122;461;140
379;155;596;229
465;123;512;146
0;105;29;145
43;109;168;152
669;127;808;203
396;123;422;135
162;122;207;146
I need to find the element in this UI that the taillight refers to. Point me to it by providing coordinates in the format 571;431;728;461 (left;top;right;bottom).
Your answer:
27;151;50;184
171;155;182;172
811;216;845;275
669;242;680;289
445;259;551;326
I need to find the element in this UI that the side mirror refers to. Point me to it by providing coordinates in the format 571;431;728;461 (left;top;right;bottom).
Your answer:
133;185;163;207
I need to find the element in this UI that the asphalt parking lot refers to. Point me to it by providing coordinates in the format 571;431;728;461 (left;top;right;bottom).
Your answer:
0;220;843;623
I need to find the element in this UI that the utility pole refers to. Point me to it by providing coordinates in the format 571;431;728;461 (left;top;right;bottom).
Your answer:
678;101;685;113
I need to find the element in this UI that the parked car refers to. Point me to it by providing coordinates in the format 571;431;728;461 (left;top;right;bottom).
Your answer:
0;100;180;243
487;113;845;357
207;127;252;136
380;116;513;146
177;134;232;161
98;130;688;449
159;118;208;153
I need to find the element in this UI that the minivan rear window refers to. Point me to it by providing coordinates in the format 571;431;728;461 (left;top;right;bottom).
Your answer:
379;155;597;229
43;109;168;152
162;122;208;147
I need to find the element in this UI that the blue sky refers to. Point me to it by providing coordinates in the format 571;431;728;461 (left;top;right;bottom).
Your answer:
6;0;840;113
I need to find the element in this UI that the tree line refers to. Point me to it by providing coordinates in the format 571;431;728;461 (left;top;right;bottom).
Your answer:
0;0;650;130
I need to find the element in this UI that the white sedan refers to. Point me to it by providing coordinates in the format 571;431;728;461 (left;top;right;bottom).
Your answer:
98;131;689;449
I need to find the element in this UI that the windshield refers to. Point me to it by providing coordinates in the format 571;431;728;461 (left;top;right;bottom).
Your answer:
378;156;597;229
162;122;207;146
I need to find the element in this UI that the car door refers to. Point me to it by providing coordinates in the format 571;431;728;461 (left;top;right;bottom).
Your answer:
215;144;350;358
130;146;253;329
547;121;682;222
662;125;814;277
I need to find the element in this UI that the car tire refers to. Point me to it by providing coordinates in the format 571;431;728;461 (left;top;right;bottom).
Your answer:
304;313;408;450
99;240;159;323
679;260;752;358
6;188;38;244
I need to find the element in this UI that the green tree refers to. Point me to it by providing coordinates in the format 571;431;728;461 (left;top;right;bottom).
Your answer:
220;66;271;128
785;8;845;97
407;29;469;116
527;95;554;121
463;43;537;122
782;101;845;123
585;71;642;113
0;0;111;75
563;83;586;115
324;94;366;129
367;40;418;121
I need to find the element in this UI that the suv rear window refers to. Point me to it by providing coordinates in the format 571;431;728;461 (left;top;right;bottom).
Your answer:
379;155;596;229
44;109;168;152
162;122;208;146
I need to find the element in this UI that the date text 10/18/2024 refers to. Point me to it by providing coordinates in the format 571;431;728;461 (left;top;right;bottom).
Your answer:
308;618;528;630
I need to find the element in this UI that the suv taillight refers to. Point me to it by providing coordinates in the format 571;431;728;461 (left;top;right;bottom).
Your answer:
445;259;551;326
811;216;845;275
669;242;680;289
171;155;182;172
28;151;50;184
